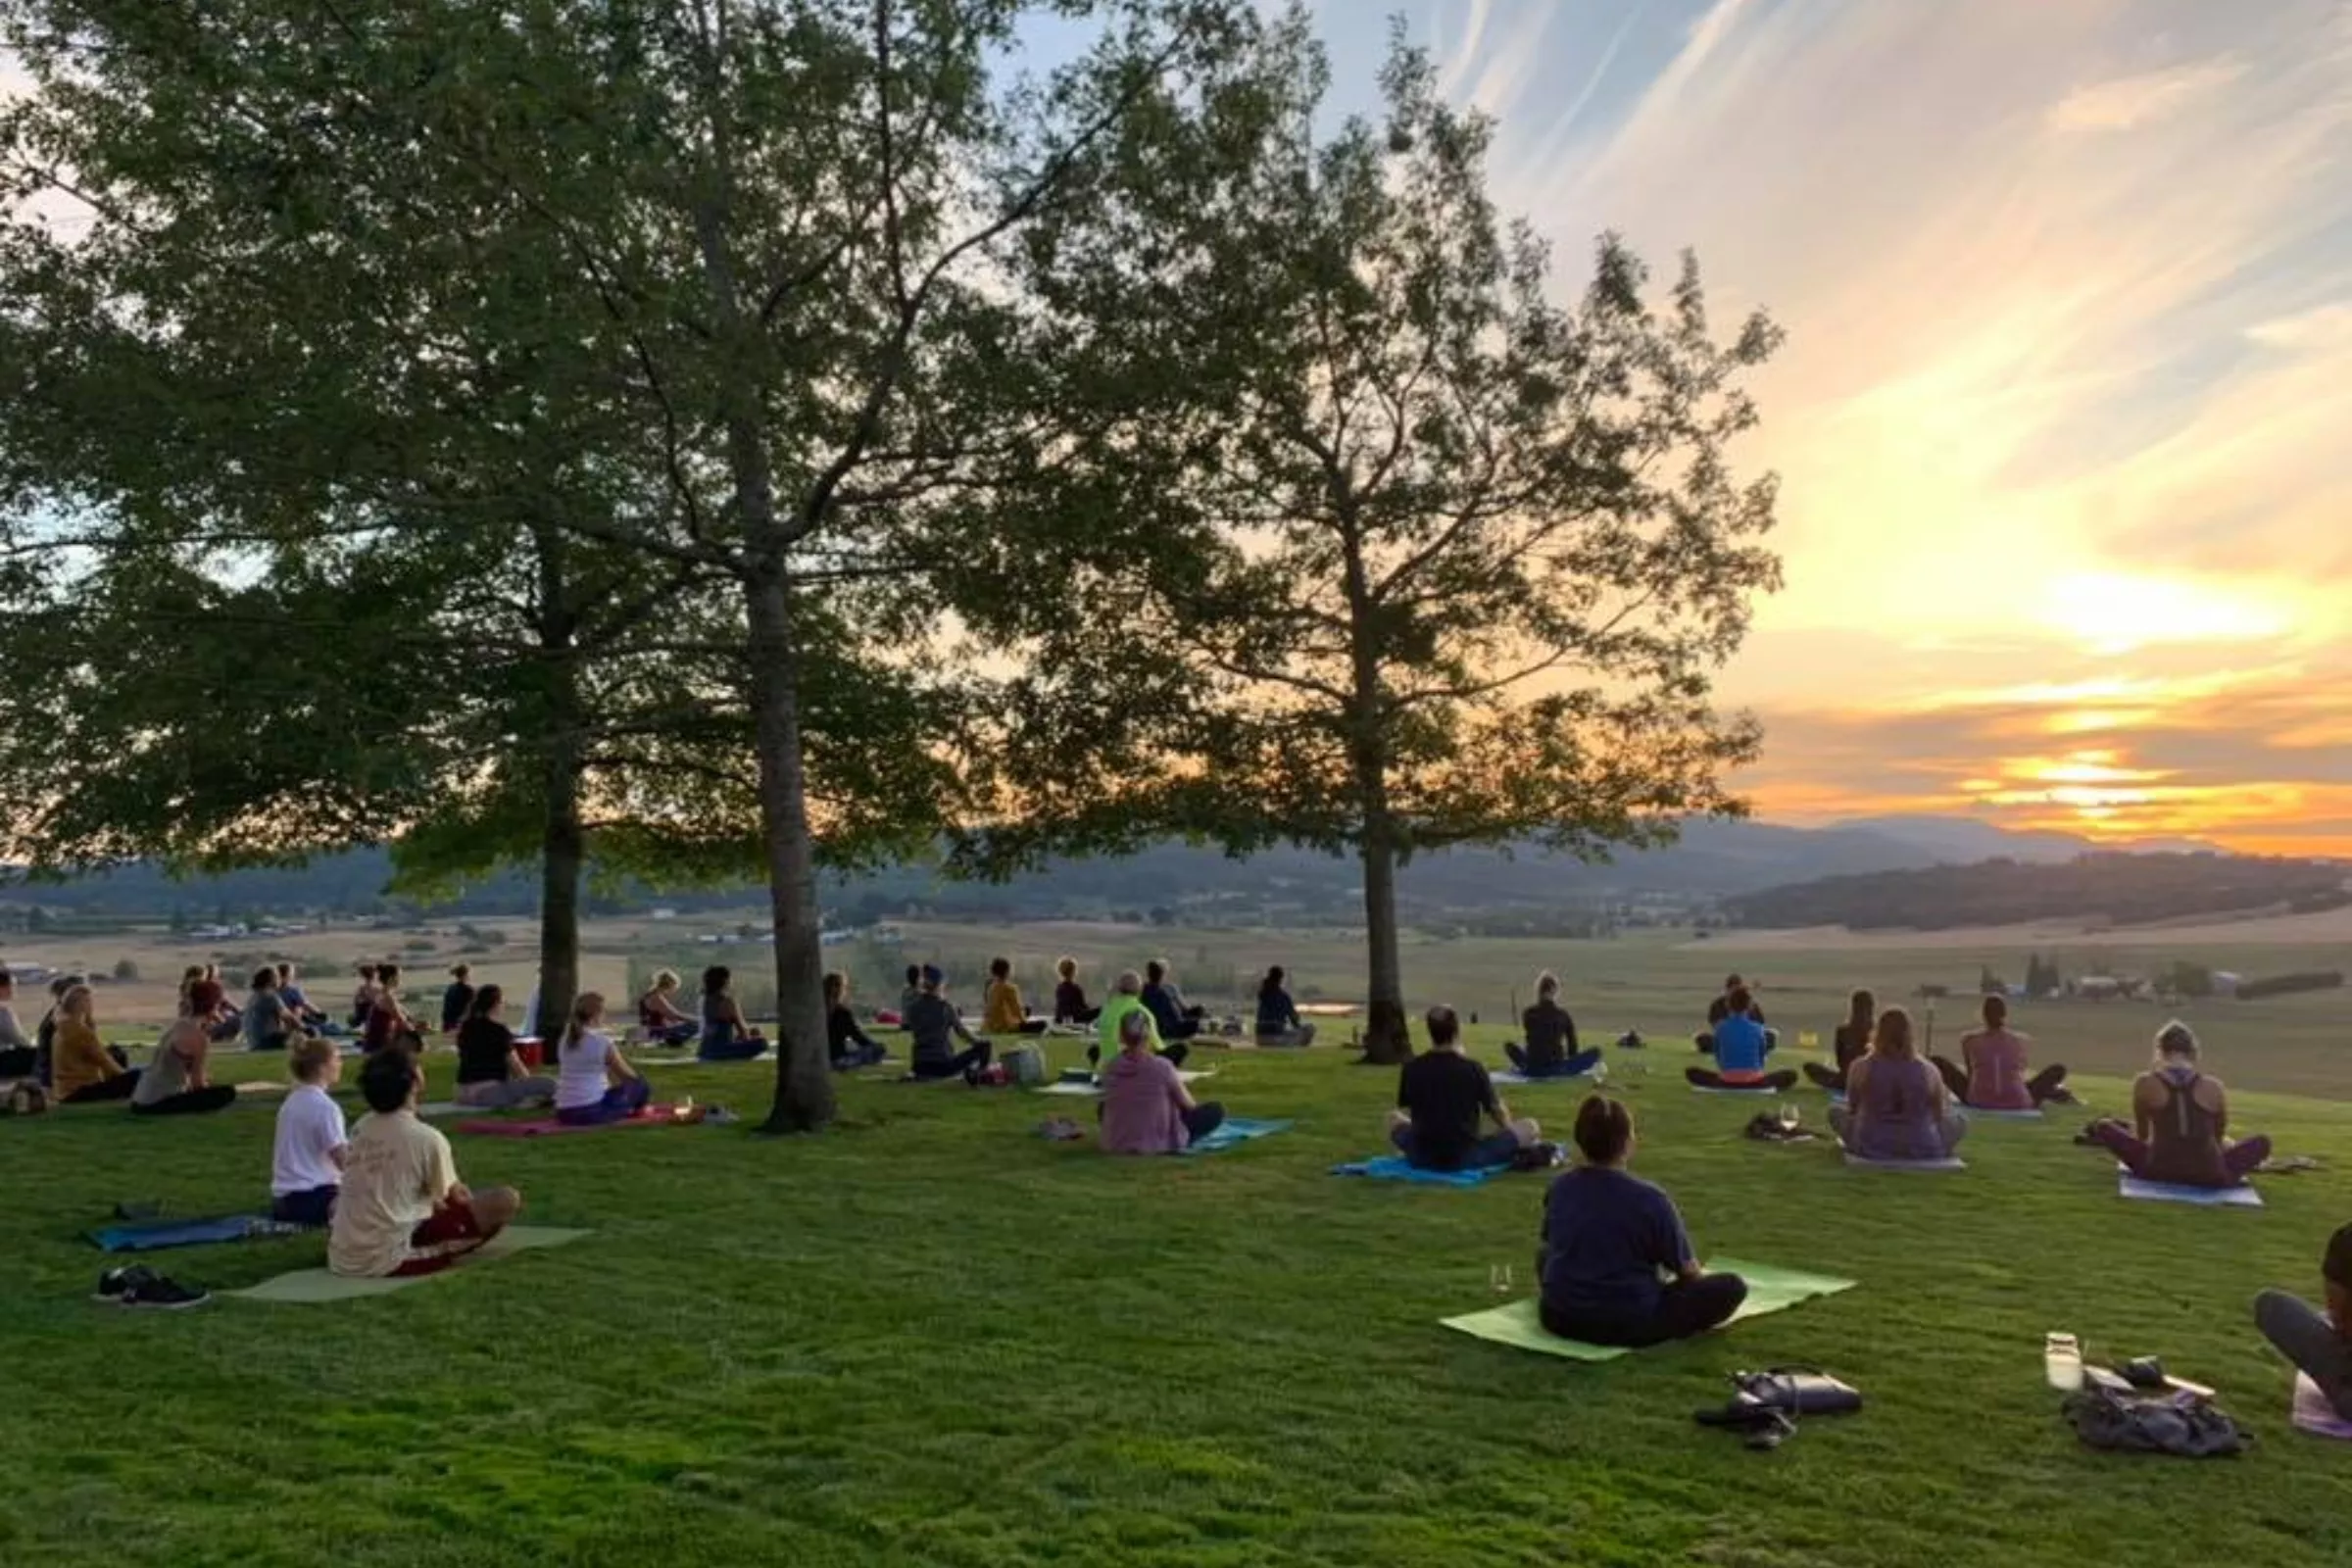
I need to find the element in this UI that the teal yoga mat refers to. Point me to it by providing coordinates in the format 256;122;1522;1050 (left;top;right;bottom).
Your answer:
1440;1256;1857;1362
229;1227;592;1303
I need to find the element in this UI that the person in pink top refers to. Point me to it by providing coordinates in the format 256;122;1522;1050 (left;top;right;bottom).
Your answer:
1099;1008;1226;1154
1932;995;2073;1109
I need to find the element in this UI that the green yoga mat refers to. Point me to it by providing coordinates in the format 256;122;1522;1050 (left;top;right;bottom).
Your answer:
1440;1256;1856;1362
230;1227;592;1303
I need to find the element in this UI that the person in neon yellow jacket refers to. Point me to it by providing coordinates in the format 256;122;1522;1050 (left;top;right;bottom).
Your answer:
1092;971;1190;1074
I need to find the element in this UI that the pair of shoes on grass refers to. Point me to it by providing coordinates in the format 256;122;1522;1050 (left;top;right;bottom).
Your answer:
94;1265;210;1311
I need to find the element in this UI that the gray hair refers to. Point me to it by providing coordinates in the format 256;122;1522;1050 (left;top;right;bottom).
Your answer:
1118;1008;1154;1049
1114;970;1143;997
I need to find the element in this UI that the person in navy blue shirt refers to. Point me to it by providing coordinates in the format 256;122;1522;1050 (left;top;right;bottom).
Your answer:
1539;1096;1748;1347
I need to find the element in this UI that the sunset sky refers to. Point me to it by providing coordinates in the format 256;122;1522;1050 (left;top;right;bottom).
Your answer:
1311;0;2352;856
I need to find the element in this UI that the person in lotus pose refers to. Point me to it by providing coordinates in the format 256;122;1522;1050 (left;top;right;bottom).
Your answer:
554;993;653;1126
330;1047;522;1279
455;985;559;1109
1830;1008;1965;1161
131;979;239;1116
636;970;699;1047
1686;988;1798;1092
2085;1022;2269;1188
2256;1224;2352;1421
1932;994;2071;1109
1254;966;1317;1049
1054;956;1101;1026
270;1037;348;1226
1539;1096;1747;1347
698;966;768;1062
1507;972;1599;1079
1803;989;1875;1094
1101;1007;1227;1153
982;957;1049;1036
1389;1005;1538;1172
905;965;994;1083
824;972;890;1071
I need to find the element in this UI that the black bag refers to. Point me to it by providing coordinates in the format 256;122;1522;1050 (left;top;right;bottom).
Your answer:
1734;1368;1863;1415
2063;1386;2246;1457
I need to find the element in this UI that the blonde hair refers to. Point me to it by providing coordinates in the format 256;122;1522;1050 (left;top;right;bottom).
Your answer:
290;1035;339;1082
1536;971;1559;999
1869;1007;1916;1060
1114;969;1143;997
1056;956;1078;980
60;983;94;1022
651;969;679;992
2155;1020;2199;1061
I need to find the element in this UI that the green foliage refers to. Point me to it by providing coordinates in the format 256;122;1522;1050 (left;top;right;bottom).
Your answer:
2235;970;2345;1002
109;957;137;982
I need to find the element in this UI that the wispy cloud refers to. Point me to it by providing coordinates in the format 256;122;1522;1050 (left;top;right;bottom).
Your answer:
2047;59;2246;132
1358;0;2352;850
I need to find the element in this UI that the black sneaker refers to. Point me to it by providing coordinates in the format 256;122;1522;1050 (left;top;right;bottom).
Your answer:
120;1274;210;1310
94;1265;159;1302
118;1278;208;1316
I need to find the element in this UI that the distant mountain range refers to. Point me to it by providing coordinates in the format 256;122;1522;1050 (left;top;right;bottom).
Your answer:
0;813;2236;929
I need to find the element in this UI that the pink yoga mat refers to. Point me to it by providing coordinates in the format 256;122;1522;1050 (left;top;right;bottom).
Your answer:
457;1106;696;1138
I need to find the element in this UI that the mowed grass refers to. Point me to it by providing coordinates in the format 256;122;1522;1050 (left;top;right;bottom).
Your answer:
5;1022;2351;1568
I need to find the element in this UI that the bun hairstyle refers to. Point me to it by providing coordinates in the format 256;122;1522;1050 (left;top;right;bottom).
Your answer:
1573;1096;1633;1164
2156;1020;2199;1060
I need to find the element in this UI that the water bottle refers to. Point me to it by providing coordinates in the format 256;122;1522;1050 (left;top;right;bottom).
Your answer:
2044;1332;2083;1391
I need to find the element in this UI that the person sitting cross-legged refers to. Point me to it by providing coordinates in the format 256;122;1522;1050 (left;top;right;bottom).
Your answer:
824;971;890;1072
245;965;302;1054
454;985;559;1109
2256;1223;2352;1421
1830;1007;1965;1160
1100;1007;1227;1154
0;968;35;1078
1141;959;1206;1042
2085;1021;2270;1188
982;957;1050;1036
1054;956;1101;1026
1686;988;1798;1092
636;970;699;1048
51;984;139;1103
697;966;769;1062
1389;1004;1539;1172
131;979;240;1116
1093;971;1190;1072
330;1046;521;1279
554;993;654;1126
1803;989;1876;1094
1696;973;1777;1053
270;1037;349;1226
1539;1095;1748;1348
1507;971;1601;1079
363;963;421;1054
1932;994;2071;1109
906;965;994;1083
276;962;330;1032
1253;966;1318;1048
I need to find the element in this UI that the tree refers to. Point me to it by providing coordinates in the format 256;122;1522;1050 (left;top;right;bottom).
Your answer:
0;0;965;1054
976;32;1782;1059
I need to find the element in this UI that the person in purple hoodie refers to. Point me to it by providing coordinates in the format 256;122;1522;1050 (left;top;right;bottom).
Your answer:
1099;1008;1225;1154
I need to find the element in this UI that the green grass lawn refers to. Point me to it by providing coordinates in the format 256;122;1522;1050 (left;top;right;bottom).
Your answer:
6;1031;2349;1567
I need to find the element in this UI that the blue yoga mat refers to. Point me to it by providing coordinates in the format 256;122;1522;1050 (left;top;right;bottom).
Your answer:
1332;1156;1505;1188
88;1214;315;1252
1177;1117;1292;1156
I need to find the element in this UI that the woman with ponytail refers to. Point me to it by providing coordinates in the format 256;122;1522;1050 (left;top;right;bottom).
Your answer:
553;992;652;1127
1537;1096;1747;1347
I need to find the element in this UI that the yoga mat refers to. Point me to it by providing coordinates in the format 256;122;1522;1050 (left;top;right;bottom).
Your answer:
1843;1152;1968;1172
2293;1376;2352;1439
230;1227;592;1303
1966;1106;2046;1121
88;1214;314;1252
1177;1117;1291;1156
1033;1069;1217;1098
1494;1070;1595;1088
1440;1256;1859;1362
2119;1172;2263;1207
1332;1155;1505;1188
457;1106;698;1138
1690;1085;1778;1097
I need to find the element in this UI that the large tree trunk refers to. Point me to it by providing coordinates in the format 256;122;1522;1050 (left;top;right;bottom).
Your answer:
531;529;585;1043
534;744;585;1047
1357;816;1412;1064
744;564;837;1134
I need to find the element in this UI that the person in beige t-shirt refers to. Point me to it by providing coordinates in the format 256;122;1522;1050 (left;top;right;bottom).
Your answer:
330;1048;522;1279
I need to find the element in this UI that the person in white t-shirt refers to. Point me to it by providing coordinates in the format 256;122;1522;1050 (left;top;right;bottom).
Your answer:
554;993;652;1127
270;1037;350;1226
330;1048;521;1278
